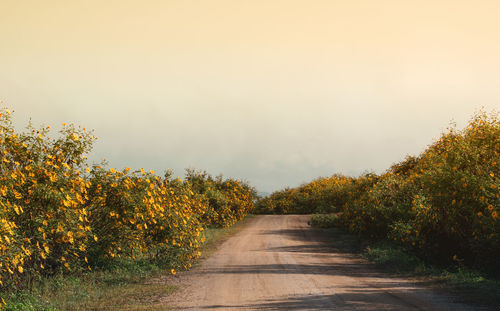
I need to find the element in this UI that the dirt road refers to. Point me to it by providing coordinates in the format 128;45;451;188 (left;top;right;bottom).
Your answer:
166;215;477;310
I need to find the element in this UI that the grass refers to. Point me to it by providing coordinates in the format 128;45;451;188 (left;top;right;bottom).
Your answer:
310;214;500;309
2;259;176;311
2;215;255;311
363;241;500;308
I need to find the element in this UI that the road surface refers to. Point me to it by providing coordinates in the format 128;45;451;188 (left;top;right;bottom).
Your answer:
166;215;477;310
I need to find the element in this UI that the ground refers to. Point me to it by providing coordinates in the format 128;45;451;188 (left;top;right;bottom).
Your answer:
163;215;480;310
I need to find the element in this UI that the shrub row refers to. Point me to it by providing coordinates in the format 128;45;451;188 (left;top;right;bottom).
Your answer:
185;169;255;228
0;108;255;291
257;111;499;274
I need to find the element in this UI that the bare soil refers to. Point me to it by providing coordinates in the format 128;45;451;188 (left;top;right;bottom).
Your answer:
164;215;481;310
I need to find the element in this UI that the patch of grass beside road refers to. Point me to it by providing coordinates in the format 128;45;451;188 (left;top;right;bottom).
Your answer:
2;259;176;311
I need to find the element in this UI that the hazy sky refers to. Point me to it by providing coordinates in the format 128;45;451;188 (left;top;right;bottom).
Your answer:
1;0;499;192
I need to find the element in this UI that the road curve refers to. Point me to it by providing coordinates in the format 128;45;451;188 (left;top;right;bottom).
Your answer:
166;215;476;310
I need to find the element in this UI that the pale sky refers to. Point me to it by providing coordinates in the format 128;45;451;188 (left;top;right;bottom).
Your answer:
1;0;499;192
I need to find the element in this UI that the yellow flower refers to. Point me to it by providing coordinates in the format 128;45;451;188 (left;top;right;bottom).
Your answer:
18;266;23;273
13;190;22;199
67;232;74;244
171;268;176;275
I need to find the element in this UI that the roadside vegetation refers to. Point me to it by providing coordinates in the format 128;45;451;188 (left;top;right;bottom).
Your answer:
1;216;255;311
0;108;255;310
309;214;500;308
257;111;499;302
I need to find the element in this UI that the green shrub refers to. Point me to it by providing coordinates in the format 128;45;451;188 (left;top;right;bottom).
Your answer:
309;214;340;228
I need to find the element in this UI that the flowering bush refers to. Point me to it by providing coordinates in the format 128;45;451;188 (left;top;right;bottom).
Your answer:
0;108;255;290
0;110;94;287
185;169;255;227
255;174;377;214
257;111;499;273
